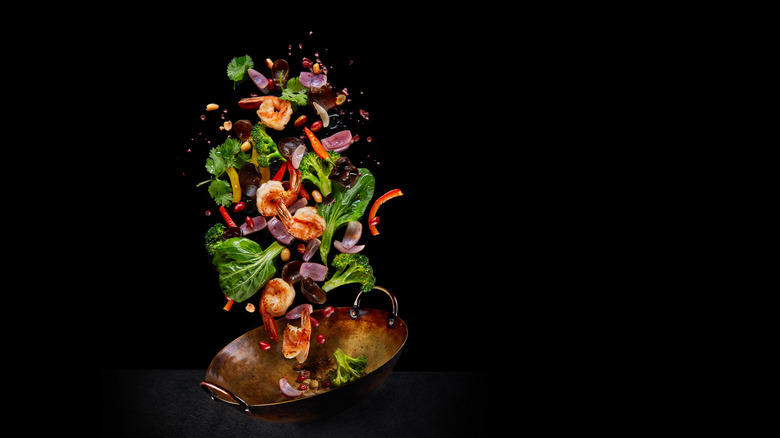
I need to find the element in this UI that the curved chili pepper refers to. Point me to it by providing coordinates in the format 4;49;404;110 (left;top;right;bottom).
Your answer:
368;189;404;236
303;126;329;159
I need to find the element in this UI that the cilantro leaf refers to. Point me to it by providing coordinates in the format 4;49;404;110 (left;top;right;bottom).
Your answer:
227;55;254;88
280;77;308;111
208;179;233;207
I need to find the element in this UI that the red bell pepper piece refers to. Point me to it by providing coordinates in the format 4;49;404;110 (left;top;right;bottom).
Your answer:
368;189;403;236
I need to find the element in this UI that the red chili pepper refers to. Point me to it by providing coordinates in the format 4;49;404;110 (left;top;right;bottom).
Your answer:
272;163;287;181
219;205;237;228
304;126;329;159
368;189;404;236
299;184;310;200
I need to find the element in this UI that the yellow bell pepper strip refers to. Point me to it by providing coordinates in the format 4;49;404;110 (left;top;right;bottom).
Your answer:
367;189;404;236
304;126;329;159
251;147;271;184
225;166;241;204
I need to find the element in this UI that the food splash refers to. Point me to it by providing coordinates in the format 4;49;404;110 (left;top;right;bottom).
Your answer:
195;48;403;396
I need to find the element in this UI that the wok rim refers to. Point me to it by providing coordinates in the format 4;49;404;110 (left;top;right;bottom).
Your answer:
202;305;408;408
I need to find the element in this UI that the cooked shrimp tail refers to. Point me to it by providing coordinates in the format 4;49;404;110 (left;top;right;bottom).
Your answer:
261;308;279;341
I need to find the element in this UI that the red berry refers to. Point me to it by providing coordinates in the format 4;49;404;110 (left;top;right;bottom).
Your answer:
316;334;325;344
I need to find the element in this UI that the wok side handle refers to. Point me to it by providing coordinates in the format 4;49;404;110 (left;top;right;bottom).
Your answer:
350;285;398;327
199;381;252;414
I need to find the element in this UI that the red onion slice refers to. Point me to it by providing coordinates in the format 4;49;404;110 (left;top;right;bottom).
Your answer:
279;377;303;397
248;68;269;94
300;262;327;281
239;216;267;235
288;198;307;216
285;303;313;319
302;238;321;262
291;144;307;169
334;240;365;254
321;130;353;152
299;72;327;88
341;221;362;249
268;217;294;244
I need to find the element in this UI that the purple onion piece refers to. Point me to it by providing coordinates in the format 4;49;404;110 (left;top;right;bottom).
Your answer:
239;216;267;235
341;221;362;249
321;130;353;152
279;377;303;397
248;68;269;93
334;240;365;254
302;238;321;262
300;262;327;281
285;303;313;319
299;72;327;88
267;217;294;244
288;198;307;216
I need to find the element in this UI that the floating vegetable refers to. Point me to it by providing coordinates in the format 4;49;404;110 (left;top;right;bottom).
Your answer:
367;189;404;236
304;126;329;159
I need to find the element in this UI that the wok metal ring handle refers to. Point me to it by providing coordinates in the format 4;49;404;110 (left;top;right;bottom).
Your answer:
350;285;398;327
199;381;252;413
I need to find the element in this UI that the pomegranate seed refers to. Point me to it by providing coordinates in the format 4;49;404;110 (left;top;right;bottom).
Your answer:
310;316;320;327
369;216;380;227
302;58;313;69
233;201;245;213
296;374;306;383
310;120;323;132
297;243;306;254
298;384;307;391
323;306;335;318
316;334;325;344
258;341;271;350
245;216;255;229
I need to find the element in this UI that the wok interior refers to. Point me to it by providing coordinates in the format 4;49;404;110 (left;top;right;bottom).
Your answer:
205;307;408;406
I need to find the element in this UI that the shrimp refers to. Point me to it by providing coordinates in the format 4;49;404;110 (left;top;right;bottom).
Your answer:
255;166;302;220
282;307;311;363
281;206;326;241
238;95;293;130
259;278;295;342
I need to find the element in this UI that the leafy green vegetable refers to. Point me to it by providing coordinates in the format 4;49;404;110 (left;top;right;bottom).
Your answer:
317;168;375;265
322;253;376;293
280;77;308;111
251;123;285;167
197;138;250;207
211;238;286;302
328;348;368;387
227;55;253;88
299;150;340;197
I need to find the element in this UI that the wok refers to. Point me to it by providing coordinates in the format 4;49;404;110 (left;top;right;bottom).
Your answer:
200;286;408;422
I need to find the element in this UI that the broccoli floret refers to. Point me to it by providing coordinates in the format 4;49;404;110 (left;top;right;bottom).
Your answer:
321;253;376;293
204;223;227;256
328;348;368;387
251;123;285;167
298;150;340;197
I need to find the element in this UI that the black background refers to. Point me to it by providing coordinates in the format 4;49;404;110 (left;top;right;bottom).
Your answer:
101;20;494;374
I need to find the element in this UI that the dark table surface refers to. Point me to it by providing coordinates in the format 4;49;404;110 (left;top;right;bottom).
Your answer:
102;369;489;437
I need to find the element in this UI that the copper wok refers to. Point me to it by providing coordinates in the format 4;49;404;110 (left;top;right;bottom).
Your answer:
200;286;408;422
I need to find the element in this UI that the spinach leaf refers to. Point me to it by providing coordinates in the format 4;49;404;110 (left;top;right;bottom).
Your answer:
317;168;375;265
212;238;285;302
